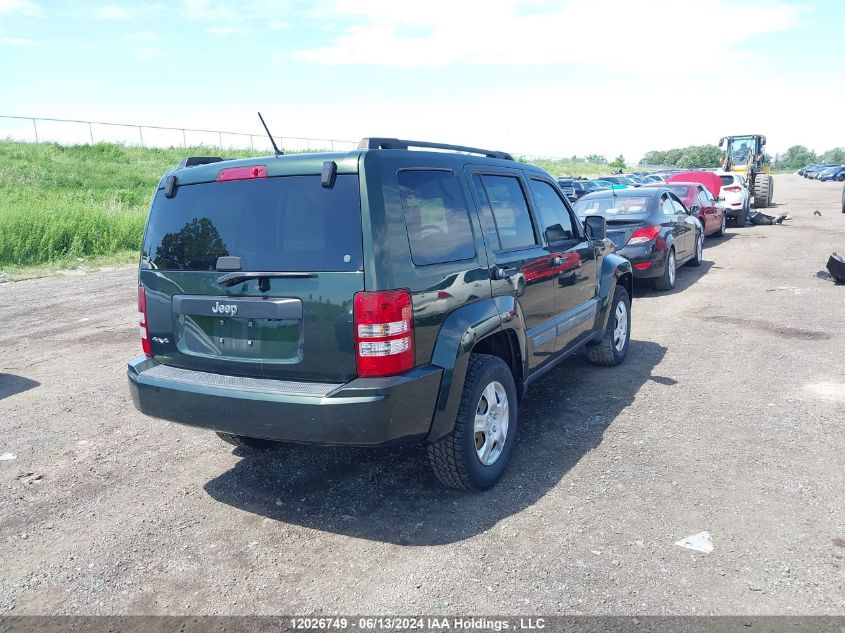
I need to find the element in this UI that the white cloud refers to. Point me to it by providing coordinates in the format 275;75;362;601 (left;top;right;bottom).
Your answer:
134;47;160;59
295;0;803;70
130;31;160;42
1;35;37;45
93;5;135;21
0;0;42;17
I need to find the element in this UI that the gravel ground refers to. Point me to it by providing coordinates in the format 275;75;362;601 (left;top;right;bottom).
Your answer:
1;175;843;616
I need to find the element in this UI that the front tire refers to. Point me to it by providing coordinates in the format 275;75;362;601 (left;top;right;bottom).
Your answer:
753;174;772;208
654;248;676;291
428;354;518;491
587;286;631;367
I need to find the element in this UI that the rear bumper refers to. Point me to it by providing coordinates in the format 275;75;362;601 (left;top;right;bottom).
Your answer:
127;356;442;447
616;244;666;280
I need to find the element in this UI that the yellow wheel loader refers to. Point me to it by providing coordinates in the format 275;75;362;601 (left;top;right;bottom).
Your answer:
719;134;773;208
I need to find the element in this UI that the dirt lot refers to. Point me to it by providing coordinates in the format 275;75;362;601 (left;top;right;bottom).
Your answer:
1;175;843;616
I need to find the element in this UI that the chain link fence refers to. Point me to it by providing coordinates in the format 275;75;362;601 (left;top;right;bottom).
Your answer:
0;114;358;153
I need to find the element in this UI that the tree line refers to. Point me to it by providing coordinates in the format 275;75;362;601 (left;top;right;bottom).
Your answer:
639;144;845;170
639;145;724;169
773;146;845;169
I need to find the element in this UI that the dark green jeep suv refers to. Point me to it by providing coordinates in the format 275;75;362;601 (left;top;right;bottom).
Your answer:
128;138;633;490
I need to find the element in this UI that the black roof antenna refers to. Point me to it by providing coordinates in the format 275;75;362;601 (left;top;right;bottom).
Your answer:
257;112;284;156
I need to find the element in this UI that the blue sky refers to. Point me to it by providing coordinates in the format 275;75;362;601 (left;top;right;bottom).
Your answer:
1;0;843;160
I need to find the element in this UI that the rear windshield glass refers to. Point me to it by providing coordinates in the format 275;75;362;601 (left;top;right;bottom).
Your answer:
142;174;362;272
719;175;734;186
573;196;653;219
665;184;693;198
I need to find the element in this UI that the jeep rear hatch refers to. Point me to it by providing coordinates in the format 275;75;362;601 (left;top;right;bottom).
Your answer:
140;171;363;383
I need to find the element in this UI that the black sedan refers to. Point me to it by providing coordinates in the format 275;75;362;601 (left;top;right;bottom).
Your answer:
573;188;703;291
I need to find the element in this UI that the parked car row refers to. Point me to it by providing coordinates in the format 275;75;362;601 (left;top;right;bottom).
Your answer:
561;168;753;226
571;170;730;291
799;163;845;181
557;173;670;202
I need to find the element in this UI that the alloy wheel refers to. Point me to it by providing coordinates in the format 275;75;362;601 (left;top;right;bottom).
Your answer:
474;381;509;466
668;252;676;286
613;300;628;353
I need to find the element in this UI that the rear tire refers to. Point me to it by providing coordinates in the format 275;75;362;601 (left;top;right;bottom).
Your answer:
715;210;726;237
689;231;704;267
427;354;518;491
654;248;676;291
587;286;631;367
216;432;280;450
736;202;748;227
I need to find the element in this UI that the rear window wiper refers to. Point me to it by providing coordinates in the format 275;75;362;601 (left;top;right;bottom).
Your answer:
216;271;318;290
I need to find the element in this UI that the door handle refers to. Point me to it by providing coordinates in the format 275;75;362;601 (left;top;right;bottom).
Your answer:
493;267;518;280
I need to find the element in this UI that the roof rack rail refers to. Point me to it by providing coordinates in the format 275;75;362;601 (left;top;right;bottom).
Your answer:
178;156;225;168
358;138;513;161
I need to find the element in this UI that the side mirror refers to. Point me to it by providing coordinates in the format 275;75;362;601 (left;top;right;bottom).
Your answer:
717;196;725;202
718;138;724;147
690;205;701;213
584;215;606;240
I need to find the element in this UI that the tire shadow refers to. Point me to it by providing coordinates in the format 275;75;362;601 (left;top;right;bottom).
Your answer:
203;340;667;545
632;260;714;298
0;374;40;400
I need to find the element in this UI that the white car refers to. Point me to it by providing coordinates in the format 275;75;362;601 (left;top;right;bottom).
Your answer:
715;171;751;226
415;269;492;316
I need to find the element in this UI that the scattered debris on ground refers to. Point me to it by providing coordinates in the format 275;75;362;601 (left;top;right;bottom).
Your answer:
15;472;43;484
675;531;715;554
825;252;845;283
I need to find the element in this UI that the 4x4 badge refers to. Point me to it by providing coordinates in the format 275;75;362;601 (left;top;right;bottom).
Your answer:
211;302;238;316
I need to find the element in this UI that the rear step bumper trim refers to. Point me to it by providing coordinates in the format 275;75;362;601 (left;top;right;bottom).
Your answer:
127;356;442;447
141;363;341;397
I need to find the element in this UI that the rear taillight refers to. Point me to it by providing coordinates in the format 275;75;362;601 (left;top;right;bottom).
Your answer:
437;290;453;300
138;286;151;356
353;289;414;377
628;225;661;245
723;185;741;192
217;165;267;182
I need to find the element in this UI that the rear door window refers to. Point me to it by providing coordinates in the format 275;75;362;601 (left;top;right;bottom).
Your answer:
142;175;362;271
397;170;476;266
474;175;537;251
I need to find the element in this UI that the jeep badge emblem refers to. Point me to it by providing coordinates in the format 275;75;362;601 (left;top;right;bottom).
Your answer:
211;302;238;316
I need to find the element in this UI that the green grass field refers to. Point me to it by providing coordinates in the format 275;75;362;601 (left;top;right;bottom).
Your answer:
518;157;617;178
0;140;616;276
0;141;261;273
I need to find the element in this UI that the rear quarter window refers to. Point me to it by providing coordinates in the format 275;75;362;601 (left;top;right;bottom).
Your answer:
397;170;476;266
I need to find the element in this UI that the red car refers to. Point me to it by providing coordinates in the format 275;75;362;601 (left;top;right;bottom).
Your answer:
645;174;726;237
